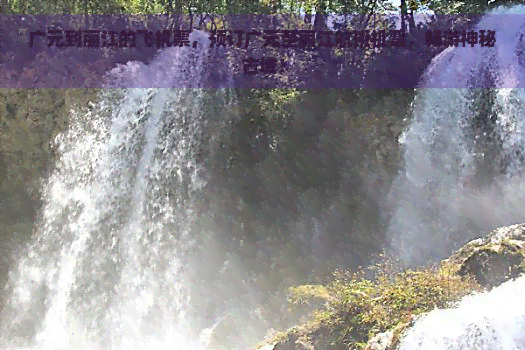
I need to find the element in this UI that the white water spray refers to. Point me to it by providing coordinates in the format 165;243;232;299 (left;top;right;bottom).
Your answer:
389;5;525;349
0;30;228;350
399;275;525;349
386;5;525;267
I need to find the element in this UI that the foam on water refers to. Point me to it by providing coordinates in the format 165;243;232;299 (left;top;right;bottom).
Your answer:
398;275;525;349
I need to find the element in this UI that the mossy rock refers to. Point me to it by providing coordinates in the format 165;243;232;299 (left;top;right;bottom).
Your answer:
440;224;525;288
272;337;313;350
257;328;310;350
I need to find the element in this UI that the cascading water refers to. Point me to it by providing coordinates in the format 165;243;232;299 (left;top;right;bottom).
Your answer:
387;5;525;349
386;5;525;267
0;30;229;350
398;275;525;349
5;5;525;350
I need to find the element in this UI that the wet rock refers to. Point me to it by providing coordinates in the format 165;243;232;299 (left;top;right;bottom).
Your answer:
441;223;525;288
364;315;420;350
365;330;396;350
262;337;313;350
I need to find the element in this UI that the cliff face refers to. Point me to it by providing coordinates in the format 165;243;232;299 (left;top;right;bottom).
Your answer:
256;223;525;350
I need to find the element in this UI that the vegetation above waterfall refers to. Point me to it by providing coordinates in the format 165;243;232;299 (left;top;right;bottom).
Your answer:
1;0;523;18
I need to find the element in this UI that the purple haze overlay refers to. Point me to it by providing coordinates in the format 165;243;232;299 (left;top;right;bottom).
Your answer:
0;14;522;88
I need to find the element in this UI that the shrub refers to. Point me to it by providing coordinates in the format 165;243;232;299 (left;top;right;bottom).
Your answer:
257;254;483;350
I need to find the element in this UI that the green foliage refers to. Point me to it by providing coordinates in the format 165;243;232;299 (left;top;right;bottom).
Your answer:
257;254;483;349
426;0;524;14
1;0;402;17
287;284;333;307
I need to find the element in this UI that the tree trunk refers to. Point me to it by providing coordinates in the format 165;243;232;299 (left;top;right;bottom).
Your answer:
304;13;312;25
408;8;416;32
171;0;182;30
314;0;335;88
400;0;407;33
313;2;326;30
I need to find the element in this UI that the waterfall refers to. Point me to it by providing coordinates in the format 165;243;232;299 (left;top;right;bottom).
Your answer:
0;30;230;350
385;5;525;267
388;5;525;349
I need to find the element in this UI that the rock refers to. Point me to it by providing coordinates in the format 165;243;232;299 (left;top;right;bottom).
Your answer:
365;330;396;350
263;337;314;350
441;224;525;288
364;315;421;350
